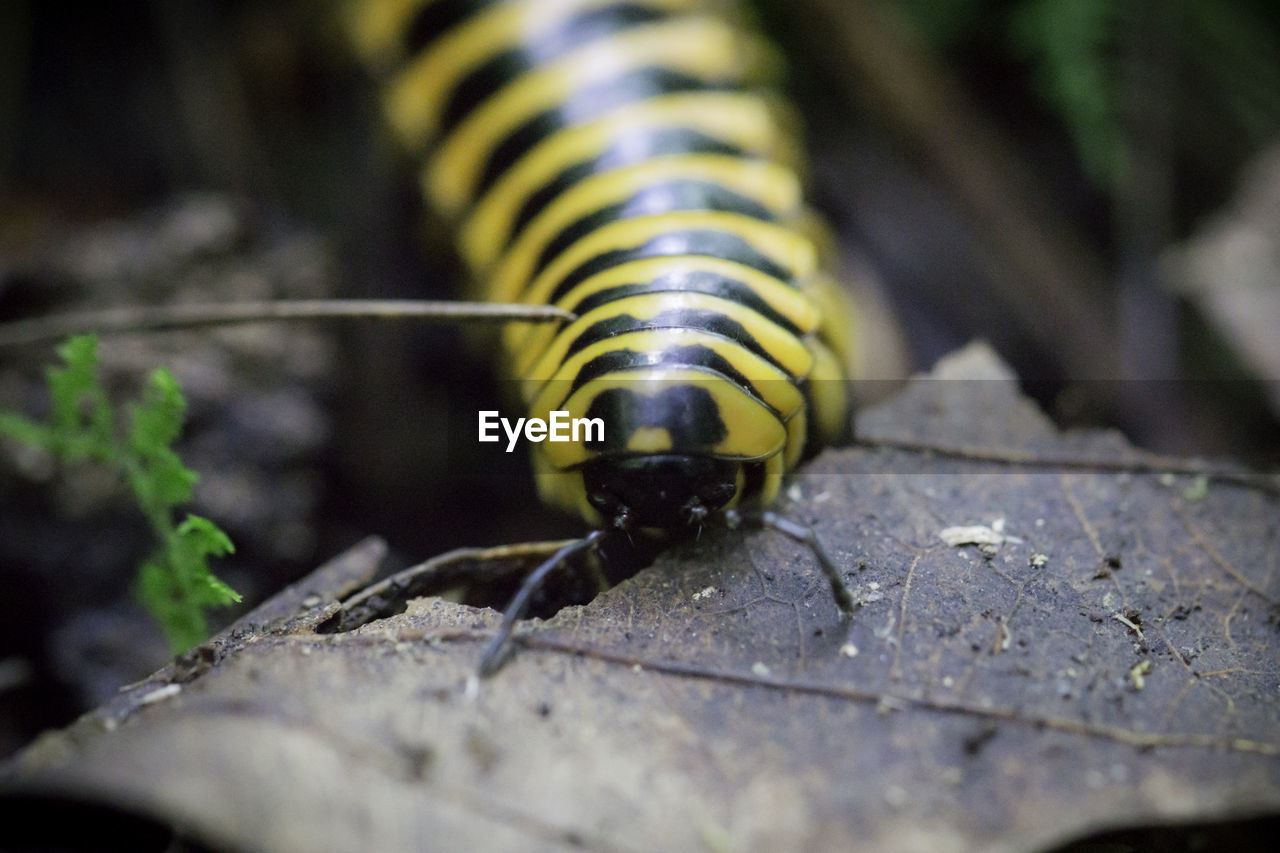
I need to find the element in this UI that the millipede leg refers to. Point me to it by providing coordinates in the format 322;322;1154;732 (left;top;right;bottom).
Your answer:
726;509;855;615
477;529;606;677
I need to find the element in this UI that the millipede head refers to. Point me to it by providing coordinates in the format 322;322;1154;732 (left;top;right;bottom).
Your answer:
582;454;739;529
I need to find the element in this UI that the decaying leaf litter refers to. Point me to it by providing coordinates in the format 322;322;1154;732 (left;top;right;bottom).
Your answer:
4;344;1278;853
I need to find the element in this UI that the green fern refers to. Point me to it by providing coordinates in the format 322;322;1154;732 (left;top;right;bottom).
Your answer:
0;335;240;653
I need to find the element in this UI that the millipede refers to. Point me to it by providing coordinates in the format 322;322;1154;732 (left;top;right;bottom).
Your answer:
340;0;863;672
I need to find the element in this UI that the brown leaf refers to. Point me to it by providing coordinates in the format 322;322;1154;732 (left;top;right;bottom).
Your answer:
5;344;1278;852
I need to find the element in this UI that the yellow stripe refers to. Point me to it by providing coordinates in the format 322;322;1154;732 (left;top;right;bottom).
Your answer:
781;406;807;468
426;16;773;217
504;211;818;374
754;452;785;507
498;208;815;308
803;336;851;446
383;0;547;147
510;254;820;376
624;427;673;453
381;0;703;150
346;0;435;66
524;326;806;419
460;92;802;271
487;155;800;311
512;289;815;382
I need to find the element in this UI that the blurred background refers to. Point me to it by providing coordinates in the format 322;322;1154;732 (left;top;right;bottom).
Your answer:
1;0;1278;758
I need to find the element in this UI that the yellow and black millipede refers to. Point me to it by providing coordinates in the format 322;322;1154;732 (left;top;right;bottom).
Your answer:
344;0;861;671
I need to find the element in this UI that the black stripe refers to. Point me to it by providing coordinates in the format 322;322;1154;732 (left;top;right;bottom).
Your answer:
568;270;801;334
472;69;725;204
740;459;767;500
582;385;728;452
438;5;668;138
563;308;791;372
567;345;765;405
532;181;776;280
545;229;792;304
404;0;500;55
508;129;746;245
